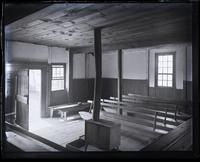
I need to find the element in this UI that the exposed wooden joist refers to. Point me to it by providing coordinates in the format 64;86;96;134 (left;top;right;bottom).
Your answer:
92;28;102;121
70;32;191;54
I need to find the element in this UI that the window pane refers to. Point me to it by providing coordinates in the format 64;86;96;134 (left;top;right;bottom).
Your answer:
60;80;64;89
158;75;162;80
168;55;173;61
158;62;163;68
168;62;172;67
163;68;167;73
57;68;60;75
158;68;163;73
60;68;64;76
163;75;167;80
163;61;168;67
168;75;172;81
52;80;64;91
168;81;172;87
53;68;56;74
52;80;57;91
158;81;162;86
158;56;163;62
163;81;167;86
168;68;173;74
163;56;167;61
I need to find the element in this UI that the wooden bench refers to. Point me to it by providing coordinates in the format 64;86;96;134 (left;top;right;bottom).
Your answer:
112;96;177;112
107;97;179;123
110;95;191;121
88;100;176;132
142;118;192;151
87;100;164;146
48;102;91;119
126;93;192;113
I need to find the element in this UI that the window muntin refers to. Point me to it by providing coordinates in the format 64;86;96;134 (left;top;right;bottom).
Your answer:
51;64;65;91
157;55;173;87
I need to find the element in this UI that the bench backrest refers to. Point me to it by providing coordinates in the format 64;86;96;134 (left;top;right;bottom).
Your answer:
142;118;192;151
87;99;174;115
109;97;177;112
127;93;191;108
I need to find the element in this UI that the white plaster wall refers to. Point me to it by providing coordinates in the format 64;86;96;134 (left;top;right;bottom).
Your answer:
176;46;186;89
149;44;188;89
73;53;85;79
149;52;155;87
102;50;118;78
86;54;95;78
48;47;68;63
122;48;148;80
6;41;49;62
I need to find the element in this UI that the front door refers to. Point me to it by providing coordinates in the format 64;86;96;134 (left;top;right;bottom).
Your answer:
15;69;29;130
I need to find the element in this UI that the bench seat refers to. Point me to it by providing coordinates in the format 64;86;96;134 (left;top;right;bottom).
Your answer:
48;102;91;118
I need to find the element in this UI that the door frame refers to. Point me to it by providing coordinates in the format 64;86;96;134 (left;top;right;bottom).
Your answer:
28;69;42;119
12;62;48;128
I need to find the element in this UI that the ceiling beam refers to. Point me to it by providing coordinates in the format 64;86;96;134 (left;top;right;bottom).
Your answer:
70;34;191;54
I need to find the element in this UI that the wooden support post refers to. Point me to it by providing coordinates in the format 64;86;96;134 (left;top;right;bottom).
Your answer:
93;28;102;121
69;49;73;103
118;49;122;115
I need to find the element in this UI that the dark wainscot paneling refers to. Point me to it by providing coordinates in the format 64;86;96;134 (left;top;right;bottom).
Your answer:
71;79;94;103
122;79;148;96
101;78;148;98
149;81;192;101
102;78;118;99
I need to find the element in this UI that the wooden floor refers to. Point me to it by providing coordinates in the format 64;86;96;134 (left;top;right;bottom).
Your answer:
30;115;163;151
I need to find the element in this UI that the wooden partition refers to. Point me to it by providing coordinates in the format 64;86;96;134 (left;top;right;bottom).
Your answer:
142;118;192;151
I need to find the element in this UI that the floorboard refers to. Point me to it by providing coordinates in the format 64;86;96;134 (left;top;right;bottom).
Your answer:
30;116;162;151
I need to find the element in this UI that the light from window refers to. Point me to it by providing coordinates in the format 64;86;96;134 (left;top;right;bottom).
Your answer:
51;65;65;91
157;55;173;87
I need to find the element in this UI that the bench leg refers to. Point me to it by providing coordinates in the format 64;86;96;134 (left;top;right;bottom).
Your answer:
85;143;88;151
50;109;54;118
63;112;67;119
164;109;167;125
153;112;158;131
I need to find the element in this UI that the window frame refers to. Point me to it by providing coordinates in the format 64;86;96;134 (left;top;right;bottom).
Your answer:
51;63;66;91
155;52;176;88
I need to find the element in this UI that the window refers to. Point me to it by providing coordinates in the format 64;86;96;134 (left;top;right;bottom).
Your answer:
51;64;65;91
157;54;174;87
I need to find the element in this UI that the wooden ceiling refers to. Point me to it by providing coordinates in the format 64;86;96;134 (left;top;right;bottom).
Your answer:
5;3;192;50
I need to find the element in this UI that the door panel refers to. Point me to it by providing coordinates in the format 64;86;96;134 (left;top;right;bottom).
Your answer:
15;69;29;130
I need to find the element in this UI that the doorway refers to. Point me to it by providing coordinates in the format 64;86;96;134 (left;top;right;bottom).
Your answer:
29;69;41;131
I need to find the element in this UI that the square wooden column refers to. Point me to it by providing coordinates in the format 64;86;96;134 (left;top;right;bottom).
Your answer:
85;29;121;150
68;49;73;103
118;49;122;115
92;28;102;121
